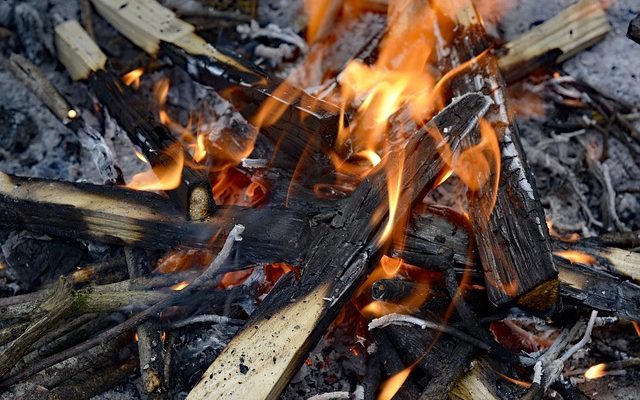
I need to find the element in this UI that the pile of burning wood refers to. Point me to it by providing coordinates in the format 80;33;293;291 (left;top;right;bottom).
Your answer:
0;0;639;398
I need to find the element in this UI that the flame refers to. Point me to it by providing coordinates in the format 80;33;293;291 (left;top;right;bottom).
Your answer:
378;364;415;400
161;331;167;343
584;363;607;380
170;281;189;291
194;132;208;162
632;321;640;336
553;250;597;265
134;149;149;164
122;67;144;89
494;370;532;388
546;219;581;242
379;149;405;244
134;332;139;342
126;142;184;191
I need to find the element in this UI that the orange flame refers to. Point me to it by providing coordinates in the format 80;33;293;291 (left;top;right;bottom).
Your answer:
632;321;640;336
122;67;144;89
170;281;189;291
584;363;607;380
546;219;581;242
378;363;416;400
126;142;184;191
553;250;597;265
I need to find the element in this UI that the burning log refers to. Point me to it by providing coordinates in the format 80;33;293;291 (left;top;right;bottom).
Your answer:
54;20;213;220
187;93;492;400
434;0;558;310
0;171;308;266
497;0;611;83
90;0;349;160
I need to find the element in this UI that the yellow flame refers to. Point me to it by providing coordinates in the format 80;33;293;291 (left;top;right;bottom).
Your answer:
170;281;189;291
553;250;597;265
122;67;144;89
134;149;149;164
193;132;208;162
584;363;607;380
378;364;415;400
127;143;184;191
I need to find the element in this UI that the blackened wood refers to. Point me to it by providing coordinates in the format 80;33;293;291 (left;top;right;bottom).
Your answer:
162;43;349;159
417;342;475;400
628;14;640;44
0;172;309;266
371;279;430;303
47;357;137;400
554;240;640;281
372;330;421;400
88;69;213;219
435;1;558;309
188;94;491;400
395;206;640;321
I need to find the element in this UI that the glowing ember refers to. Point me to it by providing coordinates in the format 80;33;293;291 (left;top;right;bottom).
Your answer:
584;363;607;380
134;332;139;342
378;364;414;400
122;67;144;89
632;321;640;336
494;370;532;388
170;281;189;291
553;250;597;265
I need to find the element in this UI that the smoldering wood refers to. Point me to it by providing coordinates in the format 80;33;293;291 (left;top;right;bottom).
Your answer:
555;240;640;281
628;14;640;45
188;94;491;400
0;171;309;266
70;255;128;285
371;279;431;303
54;20;212;219
47;357;137;400
88;69;213;219
91;0;349;161
497;0;611;83
372;330;421;400
395;206;640;322
435;0;558;310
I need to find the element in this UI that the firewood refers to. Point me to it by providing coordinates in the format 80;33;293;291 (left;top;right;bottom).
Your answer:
628;14;640;45
187;94;492;400
47;357;137;400
434;0;558;310
0;171;309;266
90;0;349;160
395;206;640;322
54;20;213;220
448;358;503;400
497;0;611;83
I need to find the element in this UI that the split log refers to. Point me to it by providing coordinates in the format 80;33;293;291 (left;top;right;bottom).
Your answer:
394;206;640;322
54;20;212;220
628;14;640;45
434;0;558;309
554;240;640;281
0;171;309;266
448;358;505;400
187;94;491;400
497;0;611;83
91;0;349;160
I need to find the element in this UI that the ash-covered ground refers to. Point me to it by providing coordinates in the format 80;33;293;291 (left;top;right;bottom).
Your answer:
0;0;639;399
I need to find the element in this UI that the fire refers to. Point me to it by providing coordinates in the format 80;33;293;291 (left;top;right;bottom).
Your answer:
546;219;581;242
170;281;189;291
122;67;144;88
632;321;640;336
494;370;532;388
553;250;597;265
134;149;149;164
584;363;607;380
378;364;415;400
126;142;184;191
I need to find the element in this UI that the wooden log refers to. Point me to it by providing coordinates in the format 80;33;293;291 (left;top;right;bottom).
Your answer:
449;358;504;400
434;0;558;310
554;240;640;281
0;171;309;266
54;20;213;220
91;0;349;160
497;0;611;83
628;14;640;45
187;93;492;400
395;206;640;322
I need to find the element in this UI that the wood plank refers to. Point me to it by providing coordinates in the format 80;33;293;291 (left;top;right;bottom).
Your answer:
188;93;491;400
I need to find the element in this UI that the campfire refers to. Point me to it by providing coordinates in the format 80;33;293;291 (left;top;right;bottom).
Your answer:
1;0;640;398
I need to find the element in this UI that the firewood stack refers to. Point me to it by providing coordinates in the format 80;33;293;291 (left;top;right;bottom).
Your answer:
0;0;639;399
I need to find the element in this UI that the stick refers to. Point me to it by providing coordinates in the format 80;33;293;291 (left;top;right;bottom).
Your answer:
0;227;243;387
497;0;611;82
187;94;492;400
54;20;213;219
434;0;558;309
91;0;349;159
0;171;309;265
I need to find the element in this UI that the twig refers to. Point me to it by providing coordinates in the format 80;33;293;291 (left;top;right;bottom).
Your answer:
167;314;244;329
0;226;244;387
306;392;350;400
560;311;598;363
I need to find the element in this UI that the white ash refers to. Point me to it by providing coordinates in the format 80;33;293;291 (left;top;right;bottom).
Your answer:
237;20;308;53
